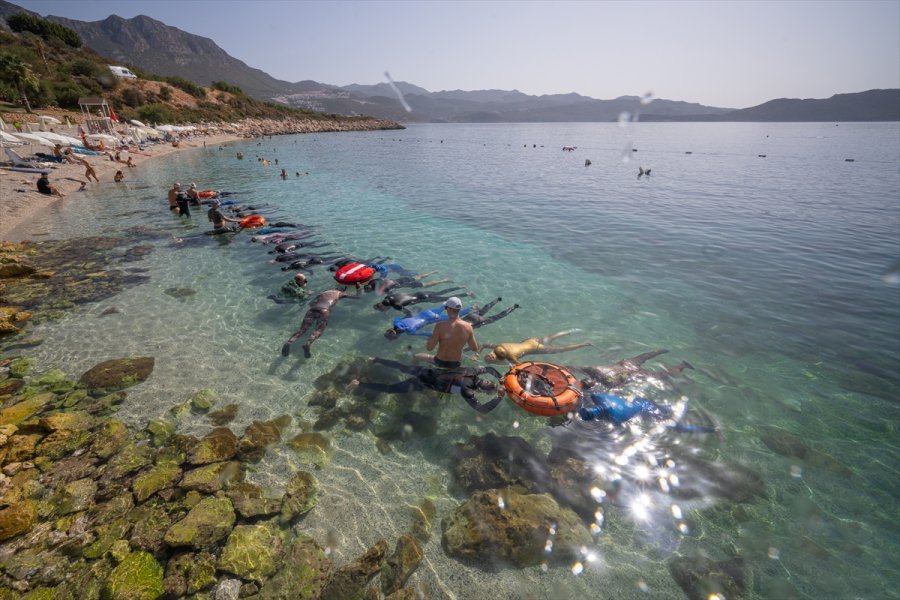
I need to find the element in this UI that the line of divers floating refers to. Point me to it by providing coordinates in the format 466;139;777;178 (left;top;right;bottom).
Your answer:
170;184;715;434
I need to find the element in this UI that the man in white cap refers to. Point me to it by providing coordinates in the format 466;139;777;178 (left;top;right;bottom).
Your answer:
425;296;479;369
167;182;181;212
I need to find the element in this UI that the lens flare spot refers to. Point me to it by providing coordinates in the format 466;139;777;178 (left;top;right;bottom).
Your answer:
497;496;505;509
671;504;683;520
634;464;651;480
512;420;520;429
790;465;803;478
678;523;689;534
768;547;781;560
637;580;649;593
544;539;554;553
571;561;584;575
590;487;606;502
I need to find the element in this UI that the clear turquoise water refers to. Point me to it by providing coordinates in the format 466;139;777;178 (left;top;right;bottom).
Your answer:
7;122;899;599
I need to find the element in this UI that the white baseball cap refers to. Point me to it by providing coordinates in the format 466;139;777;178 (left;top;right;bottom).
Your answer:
444;297;462;310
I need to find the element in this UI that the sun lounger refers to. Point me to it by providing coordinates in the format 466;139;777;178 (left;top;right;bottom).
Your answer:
4;147;55;169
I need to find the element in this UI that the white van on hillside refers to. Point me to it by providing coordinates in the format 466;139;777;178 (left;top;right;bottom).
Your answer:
108;66;138;79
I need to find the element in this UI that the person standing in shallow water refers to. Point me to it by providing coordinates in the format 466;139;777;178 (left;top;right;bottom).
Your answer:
424;297;479;369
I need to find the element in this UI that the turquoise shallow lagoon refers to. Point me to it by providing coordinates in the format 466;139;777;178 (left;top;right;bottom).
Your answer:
5;121;899;599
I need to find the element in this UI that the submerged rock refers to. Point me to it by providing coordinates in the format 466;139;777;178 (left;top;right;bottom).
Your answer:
103;551;165;600
217;523;285;583
78;357;154;391
190;388;217;413
381;534;423;595
188;427;238;465
280;471;318;523
441;489;591;569
132;463;183;503
208;403;239;426
164;551;217;597
164;287;196;299
227;483;282;519
319;539;388;600
255;533;332;599
0;393;54;426
180;461;244;494
238;420;282;462
288;432;331;468
164;495;235;549
759;426;853;476
452;432;551;495
668;555;748;600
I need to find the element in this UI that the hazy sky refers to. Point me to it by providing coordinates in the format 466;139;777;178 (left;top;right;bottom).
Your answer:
14;0;900;108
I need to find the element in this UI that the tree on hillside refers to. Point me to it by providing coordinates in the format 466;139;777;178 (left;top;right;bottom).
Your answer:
0;53;39;113
6;13;82;47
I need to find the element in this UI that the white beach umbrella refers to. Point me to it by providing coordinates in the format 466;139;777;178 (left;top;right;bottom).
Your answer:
10;132;55;147
86;133;119;144
156;125;176;132
39;115;62;124
0;130;23;144
130;119;147;127
0;115;6;130
32;131;75;145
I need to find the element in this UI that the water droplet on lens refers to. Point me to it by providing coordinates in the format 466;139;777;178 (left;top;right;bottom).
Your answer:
618;111;632;127
640;91;655;105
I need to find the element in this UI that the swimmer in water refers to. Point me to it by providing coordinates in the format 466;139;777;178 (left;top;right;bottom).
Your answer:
281;286;362;358
482;330;592;364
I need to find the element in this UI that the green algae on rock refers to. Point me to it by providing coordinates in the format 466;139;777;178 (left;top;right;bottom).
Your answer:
103;551;165;600
280;471;318;523
0;499;36;541
187;427;238;465
318;539;387;600
217;523;285;583
441;489;592;569
164;551;217;597
287;432;331;468
226;482;282;519
132;462;183;503
180;461;244;494
256;533;333;600
164;494;235;549
381;534;423;595
78;357;155;391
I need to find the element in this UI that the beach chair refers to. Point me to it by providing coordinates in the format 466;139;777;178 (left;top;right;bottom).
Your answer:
4;146;49;168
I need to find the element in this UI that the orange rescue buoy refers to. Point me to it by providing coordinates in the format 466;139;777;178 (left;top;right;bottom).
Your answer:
239;215;266;228
503;361;580;417
334;262;376;285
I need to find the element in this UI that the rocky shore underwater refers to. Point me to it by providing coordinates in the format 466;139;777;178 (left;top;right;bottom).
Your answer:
0;235;797;599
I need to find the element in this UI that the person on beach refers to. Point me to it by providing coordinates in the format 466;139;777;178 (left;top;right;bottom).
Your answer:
482;330;593;364
350;357;505;414
281;286;362;358
423;297;480;369
77;158;99;183
52;144;64;162
126;156;135;168
114;170;124;183
268;273;310;304
36;173;64;198
571;349;693;389
373;288;472;316
207;199;241;232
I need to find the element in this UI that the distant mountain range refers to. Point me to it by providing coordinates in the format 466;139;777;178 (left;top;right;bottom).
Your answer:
2;0;898;123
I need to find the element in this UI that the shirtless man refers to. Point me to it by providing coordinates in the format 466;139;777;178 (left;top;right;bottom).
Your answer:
482;330;592;364
424;297;479;369
281;286;362;358
168;182;181;212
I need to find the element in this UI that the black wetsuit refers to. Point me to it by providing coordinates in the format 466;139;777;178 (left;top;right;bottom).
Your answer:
281;288;361;357
462;297;520;329
282;255;343;272
358;358;504;414
376;288;467;317
176;192;191;217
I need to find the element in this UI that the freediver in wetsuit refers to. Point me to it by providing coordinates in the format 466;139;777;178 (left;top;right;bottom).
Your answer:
482;330;593;364
352;358;505;414
374;288;472;316
460;297;520;328
269;240;331;254
281;286;362;358
577;389;715;433
282;255;344;272
272;251;339;263
571;349;693;388
384;305;474;340
365;271;453;294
